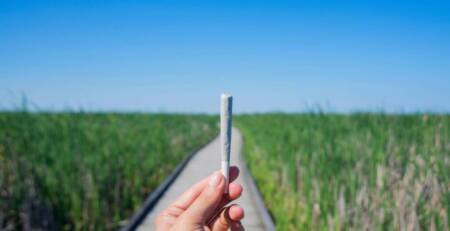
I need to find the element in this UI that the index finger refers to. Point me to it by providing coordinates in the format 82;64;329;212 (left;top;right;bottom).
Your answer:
169;166;240;210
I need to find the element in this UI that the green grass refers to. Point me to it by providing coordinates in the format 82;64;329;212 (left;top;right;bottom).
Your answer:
0;112;218;230
236;113;449;231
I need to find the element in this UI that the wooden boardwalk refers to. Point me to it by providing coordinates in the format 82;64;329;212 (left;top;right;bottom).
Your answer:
136;128;273;231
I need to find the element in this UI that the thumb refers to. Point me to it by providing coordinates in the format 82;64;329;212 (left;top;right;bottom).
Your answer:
180;172;225;224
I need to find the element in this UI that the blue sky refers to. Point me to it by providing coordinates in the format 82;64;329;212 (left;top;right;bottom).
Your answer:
1;0;449;113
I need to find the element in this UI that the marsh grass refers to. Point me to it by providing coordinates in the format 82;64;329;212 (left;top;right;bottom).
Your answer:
237;113;449;231
0;112;218;230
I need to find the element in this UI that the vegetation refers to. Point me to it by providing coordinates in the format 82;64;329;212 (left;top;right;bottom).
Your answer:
3;111;448;230
237;113;449;231
0;112;218;230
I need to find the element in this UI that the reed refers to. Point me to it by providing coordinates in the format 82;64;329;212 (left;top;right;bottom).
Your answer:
237;113;449;231
0;112;218;230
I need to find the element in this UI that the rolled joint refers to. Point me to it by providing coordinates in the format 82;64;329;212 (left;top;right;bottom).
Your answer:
221;160;230;193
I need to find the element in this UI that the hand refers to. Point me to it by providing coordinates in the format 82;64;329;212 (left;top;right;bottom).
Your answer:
155;166;244;231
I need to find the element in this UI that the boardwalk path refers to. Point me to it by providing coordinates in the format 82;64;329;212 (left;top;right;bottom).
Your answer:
137;128;272;231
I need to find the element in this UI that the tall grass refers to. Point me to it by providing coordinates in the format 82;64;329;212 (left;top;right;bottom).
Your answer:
237;113;449;231
0;112;218;230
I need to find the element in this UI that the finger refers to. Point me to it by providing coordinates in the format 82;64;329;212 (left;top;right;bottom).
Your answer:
215;183;243;212
228;205;245;222
207;183;243;225
230;221;245;231
179;171;225;223
169;166;239;210
156;167;239;228
229;166;240;183
209;205;244;231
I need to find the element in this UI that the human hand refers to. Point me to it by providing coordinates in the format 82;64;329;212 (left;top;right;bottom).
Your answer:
155;166;244;231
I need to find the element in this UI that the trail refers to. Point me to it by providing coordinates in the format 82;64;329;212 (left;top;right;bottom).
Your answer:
137;128;273;231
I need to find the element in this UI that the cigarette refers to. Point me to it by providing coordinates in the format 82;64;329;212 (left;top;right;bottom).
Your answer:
220;93;233;193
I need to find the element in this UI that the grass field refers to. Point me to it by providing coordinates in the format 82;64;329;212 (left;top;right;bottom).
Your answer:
237;114;449;231
0;112;218;230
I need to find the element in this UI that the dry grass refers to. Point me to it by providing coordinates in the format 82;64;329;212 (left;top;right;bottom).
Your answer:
237;113;449;231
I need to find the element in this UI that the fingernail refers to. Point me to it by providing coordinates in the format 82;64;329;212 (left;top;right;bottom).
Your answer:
209;172;222;187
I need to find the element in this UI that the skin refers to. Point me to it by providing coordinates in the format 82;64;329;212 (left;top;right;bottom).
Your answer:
155;166;245;231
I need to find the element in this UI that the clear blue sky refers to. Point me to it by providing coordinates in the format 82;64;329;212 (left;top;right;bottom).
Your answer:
1;0;449;113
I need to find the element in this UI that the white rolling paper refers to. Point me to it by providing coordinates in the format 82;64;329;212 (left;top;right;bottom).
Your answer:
220;93;232;193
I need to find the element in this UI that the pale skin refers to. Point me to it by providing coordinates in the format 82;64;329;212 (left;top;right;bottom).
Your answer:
155;166;245;231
